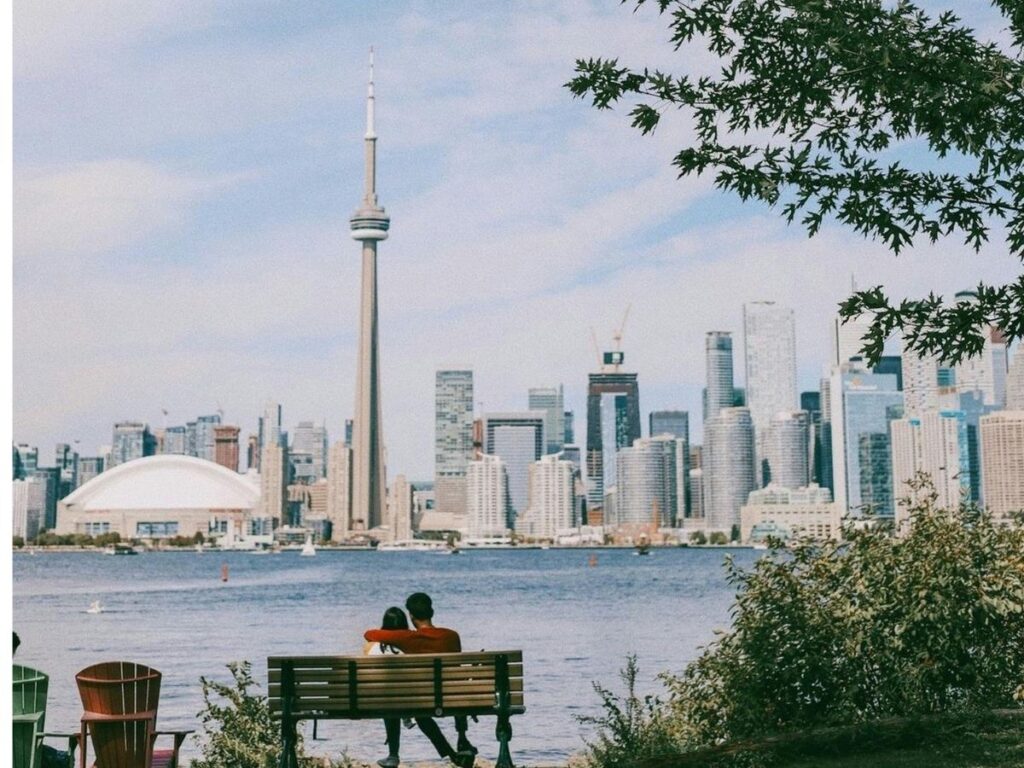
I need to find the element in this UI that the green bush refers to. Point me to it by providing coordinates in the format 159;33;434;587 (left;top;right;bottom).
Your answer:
708;532;728;546
664;488;1024;747
583;488;1024;767
689;531;708;545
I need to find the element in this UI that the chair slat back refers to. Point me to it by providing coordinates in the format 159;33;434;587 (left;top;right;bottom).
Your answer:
77;661;162;768
13;665;48;768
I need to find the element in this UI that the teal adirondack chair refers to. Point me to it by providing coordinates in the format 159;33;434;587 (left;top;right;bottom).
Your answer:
13;664;47;768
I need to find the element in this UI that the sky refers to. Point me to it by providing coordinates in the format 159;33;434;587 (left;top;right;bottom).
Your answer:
12;0;1021;480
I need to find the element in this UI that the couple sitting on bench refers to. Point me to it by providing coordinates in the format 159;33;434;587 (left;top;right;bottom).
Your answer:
364;592;477;768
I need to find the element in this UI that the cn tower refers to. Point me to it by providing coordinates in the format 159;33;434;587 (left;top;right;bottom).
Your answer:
349;48;389;530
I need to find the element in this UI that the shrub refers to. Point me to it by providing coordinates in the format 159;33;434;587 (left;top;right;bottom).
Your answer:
708;532;728;546
689;531;708;545
663;488;1024;747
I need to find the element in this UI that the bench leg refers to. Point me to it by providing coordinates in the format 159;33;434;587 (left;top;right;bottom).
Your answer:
279;719;299;768
495;714;514;768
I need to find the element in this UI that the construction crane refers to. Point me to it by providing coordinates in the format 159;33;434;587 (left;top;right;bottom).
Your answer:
609;304;632;372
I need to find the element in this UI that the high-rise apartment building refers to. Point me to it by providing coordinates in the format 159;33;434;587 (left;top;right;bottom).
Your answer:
12;477;46;540
688;468;705;525
517;453;574;540
28;468;60;531
258;443;288;525
901;350;939;417
292;421;329;479
743;302;797;481
76;457;104;488
326;441;353;540
704;331;734;421
110;422;156;467
614;436;683;528
194;415;221;462
585;371;641;513
828;365;903;516
482;412;545;528
528;386;565;455
213;425;240;472
1007;350;1024;409
435;370;475;520
388;474;414;542
955;318;1008;407
765;411;811;489
890;410;971;529
163;426;187;455
703;407;756;533
979;411;1024;522
466;453;509;539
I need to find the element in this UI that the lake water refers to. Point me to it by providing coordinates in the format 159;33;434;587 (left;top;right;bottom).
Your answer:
12;547;757;765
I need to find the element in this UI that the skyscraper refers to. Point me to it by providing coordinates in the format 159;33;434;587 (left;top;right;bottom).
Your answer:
326;440;353;540
979;411;1024;523
482;412;545;528
213;425;240;472
110;422;156;467
955;323;1009;407
528;386;565;455
259;443;288;526
704;332;734;421
435;370;474;519
163;426;187;455
466;453;509;538
800;391;824;485
292;421;329;479
649;410;689;442
890;410;971;529
764;410;811;489
257;401;283;469
194;414;222;462
831;313;873;366
1007;349;1024;409
349;50;390;531
517;453;574;540
901;349;939;417
388;474;414;542
828;365;903;516
615;436;683;528
743;302;797;477
703;407;756;533
585;372;641;514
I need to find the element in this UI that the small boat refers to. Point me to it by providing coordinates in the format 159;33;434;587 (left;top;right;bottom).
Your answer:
103;543;138;556
86;600;104;614
300;535;316;557
635;533;651;556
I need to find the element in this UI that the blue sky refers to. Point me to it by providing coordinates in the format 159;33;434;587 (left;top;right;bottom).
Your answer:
13;0;1021;478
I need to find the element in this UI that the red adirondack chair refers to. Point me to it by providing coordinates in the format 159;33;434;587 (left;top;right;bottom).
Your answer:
75;661;193;768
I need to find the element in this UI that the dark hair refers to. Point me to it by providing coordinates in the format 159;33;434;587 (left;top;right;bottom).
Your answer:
405;592;434;621
381;606;409;630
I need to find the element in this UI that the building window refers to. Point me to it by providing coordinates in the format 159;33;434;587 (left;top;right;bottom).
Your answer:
84;521;110;535
136;522;179;538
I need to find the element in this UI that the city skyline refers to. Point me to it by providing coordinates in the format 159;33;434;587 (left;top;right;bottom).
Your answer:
13;2;1019;481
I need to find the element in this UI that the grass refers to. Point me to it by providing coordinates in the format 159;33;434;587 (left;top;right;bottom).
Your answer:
650;710;1024;768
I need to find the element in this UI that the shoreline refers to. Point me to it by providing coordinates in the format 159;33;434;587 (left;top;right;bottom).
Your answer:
13;543;761;554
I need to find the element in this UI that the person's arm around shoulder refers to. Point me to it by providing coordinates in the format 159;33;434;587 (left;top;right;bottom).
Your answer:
365;628;417;643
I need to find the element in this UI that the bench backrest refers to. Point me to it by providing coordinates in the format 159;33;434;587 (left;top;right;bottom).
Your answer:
268;651;524;720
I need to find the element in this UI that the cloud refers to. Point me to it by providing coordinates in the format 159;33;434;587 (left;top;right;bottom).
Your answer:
14;160;250;267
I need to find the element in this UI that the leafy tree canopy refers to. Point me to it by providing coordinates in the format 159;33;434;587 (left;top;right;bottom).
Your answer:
568;0;1024;365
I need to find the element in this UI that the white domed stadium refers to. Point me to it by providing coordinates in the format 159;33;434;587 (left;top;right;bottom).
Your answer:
56;455;260;540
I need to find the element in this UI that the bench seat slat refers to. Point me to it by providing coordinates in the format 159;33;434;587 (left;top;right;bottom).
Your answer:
270;665;524;686
271;678;525;698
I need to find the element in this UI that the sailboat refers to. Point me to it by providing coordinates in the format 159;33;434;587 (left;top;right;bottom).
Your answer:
86;600;104;614
300;534;317;557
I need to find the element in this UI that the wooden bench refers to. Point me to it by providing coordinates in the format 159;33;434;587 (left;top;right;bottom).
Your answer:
268;651;525;768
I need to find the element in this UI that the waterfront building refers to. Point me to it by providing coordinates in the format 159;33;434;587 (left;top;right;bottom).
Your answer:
213;425;240;472
259;443;288;526
528;386;565;455
828;364;903;516
743;301;797;482
350;52;391;532
704;331;734;421
517;453;574;539
890;410;971;529
765;410;811;489
326;441;353;540
411;482;434;531
435;369;474;521
110;422;156;467
688;468;705;527
703;407;756;533
740;484;840;542
586;371;641;517
12;477;44;540
979;411;1024;523
466;453;509;538
387;474;414;542
615;436;683;528
194;415;222;462
901;350;940;417
292;421;329;479
163;426;187;455
76;457;104;488
482;411;545;527
56;455;259;540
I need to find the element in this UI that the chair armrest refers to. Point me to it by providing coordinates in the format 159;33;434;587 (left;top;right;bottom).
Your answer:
38;732;80;766
81;712;157;723
152;729;195;754
13;713;44;724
